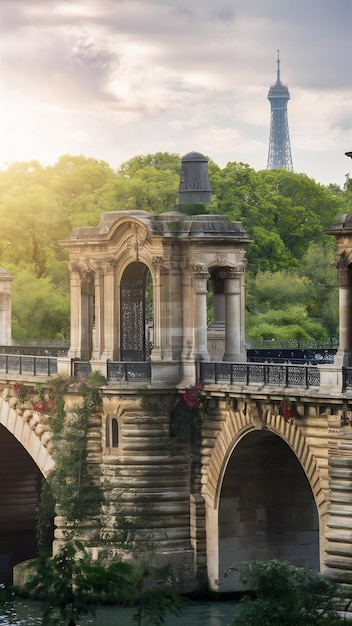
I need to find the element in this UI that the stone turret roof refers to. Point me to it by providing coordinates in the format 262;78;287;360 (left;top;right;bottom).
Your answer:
67;210;251;243
326;213;352;234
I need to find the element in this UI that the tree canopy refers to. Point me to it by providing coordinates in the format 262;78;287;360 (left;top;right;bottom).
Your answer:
0;153;348;340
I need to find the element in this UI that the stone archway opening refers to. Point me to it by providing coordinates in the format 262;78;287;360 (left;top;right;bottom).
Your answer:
218;429;319;589
120;261;153;361
0;425;53;585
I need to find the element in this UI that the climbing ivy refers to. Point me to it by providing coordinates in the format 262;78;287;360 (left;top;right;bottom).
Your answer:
35;372;106;541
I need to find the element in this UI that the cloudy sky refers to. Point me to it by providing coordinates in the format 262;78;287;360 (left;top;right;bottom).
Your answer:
1;0;351;186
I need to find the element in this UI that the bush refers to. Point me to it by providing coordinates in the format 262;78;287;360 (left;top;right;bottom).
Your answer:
226;560;342;626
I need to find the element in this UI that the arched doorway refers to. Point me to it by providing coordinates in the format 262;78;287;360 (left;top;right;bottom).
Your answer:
0;425;51;585
120;262;153;361
218;430;319;590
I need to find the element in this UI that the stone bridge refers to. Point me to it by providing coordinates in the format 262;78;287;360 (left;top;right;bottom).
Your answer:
1;367;352;591
1;152;352;591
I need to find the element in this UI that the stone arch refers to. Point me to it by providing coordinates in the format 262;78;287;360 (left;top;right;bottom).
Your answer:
0;394;54;584
204;406;325;513
0;395;54;476
120;261;153;361
202;403;326;590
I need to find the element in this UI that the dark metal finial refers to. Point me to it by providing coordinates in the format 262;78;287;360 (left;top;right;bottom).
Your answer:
346;151;352;159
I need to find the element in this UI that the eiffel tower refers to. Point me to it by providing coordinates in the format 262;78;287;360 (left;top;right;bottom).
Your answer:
267;51;293;171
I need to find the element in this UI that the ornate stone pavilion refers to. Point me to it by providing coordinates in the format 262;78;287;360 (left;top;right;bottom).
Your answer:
59;152;252;385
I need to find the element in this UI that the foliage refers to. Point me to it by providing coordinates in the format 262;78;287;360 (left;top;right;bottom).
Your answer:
168;387;206;453
45;374;105;524
226;560;342;626
278;398;293;422
0;152;347;339
299;240;339;337
128;558;186;626
9;266;70;340
36;478;55;553
26;541;132;626
26;542;185;626
182;383;205;410
246;304;329;341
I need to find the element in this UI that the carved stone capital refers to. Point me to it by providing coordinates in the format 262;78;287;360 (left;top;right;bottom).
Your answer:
68;260;93;279
152;256;171;273
102;256;118;272
217;266;244;280
335;251;352;286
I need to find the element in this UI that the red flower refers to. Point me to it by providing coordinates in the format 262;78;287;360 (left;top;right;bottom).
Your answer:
183;384;204;410
32;401;46;414
279;401;292;422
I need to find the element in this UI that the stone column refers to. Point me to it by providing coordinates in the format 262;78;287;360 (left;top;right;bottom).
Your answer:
80;275;93;360
102;258;117;360
91;264;104;360
193;270;209;361
0;268;13;346
223;269;245;362
160;263;173;361
150;257;162;361
67;266;82;359
337;255;352;364
180;263;193;361
207;270;225;361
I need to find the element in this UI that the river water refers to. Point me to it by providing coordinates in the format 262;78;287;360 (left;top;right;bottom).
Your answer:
0;598;238;625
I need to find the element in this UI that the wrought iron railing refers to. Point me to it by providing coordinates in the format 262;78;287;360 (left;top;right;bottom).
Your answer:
343;368;352;390
246;339;338;350
72;361;152;382
72;361;92;378
199;361;320;388
3;354;352;393
107;361;151;382
0;354;57;376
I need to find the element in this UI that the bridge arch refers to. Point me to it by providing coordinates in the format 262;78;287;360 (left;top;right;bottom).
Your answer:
0;394;54;584
202;403;327;591
0;395;54;477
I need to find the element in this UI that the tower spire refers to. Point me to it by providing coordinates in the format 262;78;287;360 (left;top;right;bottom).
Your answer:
266;52;293;171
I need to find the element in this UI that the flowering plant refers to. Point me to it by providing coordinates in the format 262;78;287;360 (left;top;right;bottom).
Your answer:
12;383;56;415
183;384;204;410
13;383;31;403
278;398;293;422
32;399;56;414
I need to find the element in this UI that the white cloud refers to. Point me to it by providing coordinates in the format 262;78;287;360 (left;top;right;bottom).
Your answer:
0;0;351;186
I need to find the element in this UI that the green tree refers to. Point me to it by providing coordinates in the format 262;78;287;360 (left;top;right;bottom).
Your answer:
246;305;328;341
227;560;342;626
299;240;338;337
118;152;181;176
27;541;132;626
27;543;185;626
9;266;70;340
0;151;347;339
